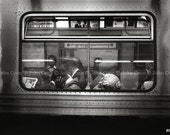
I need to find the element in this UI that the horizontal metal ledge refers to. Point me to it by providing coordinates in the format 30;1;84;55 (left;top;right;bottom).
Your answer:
1;94;170;101
0;107;170;116
1;99;170;109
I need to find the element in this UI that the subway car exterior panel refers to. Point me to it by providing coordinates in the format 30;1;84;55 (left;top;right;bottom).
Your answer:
0;0;170;116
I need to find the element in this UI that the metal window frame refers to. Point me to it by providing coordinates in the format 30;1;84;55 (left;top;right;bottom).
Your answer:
21;12;154;42
19;12;156;94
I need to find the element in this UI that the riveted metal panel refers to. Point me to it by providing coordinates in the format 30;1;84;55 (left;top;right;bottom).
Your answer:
0;0;170;116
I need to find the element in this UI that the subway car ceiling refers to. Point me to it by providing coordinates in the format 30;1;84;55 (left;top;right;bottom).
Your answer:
0;0;170;116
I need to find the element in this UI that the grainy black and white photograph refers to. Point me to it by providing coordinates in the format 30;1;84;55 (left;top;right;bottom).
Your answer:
0;0;170;134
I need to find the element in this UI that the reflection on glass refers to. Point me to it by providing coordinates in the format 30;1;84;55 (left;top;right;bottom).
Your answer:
21;42;154;91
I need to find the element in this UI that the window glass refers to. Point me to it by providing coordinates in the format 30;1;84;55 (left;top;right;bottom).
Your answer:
24;15;152;38
21;42;154;91
56;21;69;28
21;13;155;91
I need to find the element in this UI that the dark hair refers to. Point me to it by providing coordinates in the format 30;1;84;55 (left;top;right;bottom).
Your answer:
94;57;102;68
61;57;83;69
94;57;102;61
48;55;57;63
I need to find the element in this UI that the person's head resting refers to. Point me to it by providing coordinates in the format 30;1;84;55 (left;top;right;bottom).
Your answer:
48;55;57;67
92;73;121;90
103;73;121;89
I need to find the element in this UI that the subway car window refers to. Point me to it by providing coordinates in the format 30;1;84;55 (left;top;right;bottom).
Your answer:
20;13;155;91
